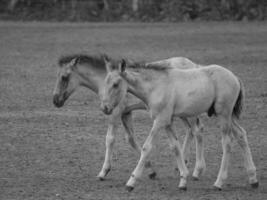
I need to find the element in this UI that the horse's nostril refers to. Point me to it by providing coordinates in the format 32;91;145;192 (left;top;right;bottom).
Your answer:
100;104;111;115
104;106;113;115
105;106;110;113
63;92;68;100
53;95;58;105
53;94;63;107
103;105;108;113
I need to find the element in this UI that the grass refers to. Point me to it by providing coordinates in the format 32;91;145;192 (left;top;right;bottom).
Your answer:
0;21;266;200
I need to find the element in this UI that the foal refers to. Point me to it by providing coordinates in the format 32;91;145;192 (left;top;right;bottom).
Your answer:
101;58;258;191
53;55;155;180
52;54;206;181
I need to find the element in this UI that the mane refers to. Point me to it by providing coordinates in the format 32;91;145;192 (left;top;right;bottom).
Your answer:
58;54;106;70
127;60;171;71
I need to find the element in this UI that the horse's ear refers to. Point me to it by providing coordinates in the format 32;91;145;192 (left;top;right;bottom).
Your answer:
119;59;127;74
102;54;110;63
102;54;112;72
69;57;78;70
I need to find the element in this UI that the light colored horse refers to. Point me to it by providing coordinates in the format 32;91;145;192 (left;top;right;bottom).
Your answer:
52;54;206;182
101;57;258;191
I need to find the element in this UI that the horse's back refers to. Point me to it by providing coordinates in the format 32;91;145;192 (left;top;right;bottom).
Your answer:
202;64;240;90
148;57;198;70
166;64;240;117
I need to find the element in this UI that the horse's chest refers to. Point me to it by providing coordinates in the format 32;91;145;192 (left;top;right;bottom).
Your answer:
149;86;170;117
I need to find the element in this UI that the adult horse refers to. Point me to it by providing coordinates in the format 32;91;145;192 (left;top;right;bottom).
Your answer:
52;54;206;182
100;57;258;191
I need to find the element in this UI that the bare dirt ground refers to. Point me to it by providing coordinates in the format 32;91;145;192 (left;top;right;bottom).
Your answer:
0;22;266;200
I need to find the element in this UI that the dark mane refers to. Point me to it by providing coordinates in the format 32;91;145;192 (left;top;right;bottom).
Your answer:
58;54;106;70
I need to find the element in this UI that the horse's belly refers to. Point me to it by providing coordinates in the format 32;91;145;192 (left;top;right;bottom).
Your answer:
176;97;213;117
174;80;214;117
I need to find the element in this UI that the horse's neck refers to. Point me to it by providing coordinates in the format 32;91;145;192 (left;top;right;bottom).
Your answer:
77;65;106;95
124;71;151;105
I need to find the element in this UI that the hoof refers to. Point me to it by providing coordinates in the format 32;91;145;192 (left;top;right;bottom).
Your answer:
125;185;134;192
148;172;157;180
105;168;111;176
192;176;199;181
213;185;222;191
179;186;187;191
97;176;105;181
250;181;259;188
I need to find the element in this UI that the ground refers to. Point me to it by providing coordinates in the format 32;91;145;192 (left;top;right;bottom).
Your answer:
0;22;266;200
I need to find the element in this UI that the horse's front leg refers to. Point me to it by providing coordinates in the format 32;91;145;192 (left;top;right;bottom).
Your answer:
121;111;157;179
125;118;162;191
97;116;118;180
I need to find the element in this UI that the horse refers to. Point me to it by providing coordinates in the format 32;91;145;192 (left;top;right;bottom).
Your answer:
100;57;258;191
52;54;207;182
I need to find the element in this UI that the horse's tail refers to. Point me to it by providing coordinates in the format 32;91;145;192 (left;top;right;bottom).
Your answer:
233;78;245;119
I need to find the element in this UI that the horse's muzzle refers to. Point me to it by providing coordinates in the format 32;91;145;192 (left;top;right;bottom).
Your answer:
100;103;113;115
53;94;64;108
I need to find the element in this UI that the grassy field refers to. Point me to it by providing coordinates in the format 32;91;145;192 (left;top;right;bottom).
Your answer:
0;22;266;200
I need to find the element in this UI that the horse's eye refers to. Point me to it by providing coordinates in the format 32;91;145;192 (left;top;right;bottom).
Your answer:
62;75;69;82
113;83;119;88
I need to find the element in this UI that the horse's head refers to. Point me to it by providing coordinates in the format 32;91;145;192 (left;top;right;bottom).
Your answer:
53;57;80;108
100;56;128;115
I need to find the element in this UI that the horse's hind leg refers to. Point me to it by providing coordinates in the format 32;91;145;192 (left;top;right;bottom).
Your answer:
214;115;233;189
232;119;258;188
192;118;206;180
181;117;206;180
97;121;117;180
166;123;189;190
121;111;157;179
181;118;194;165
